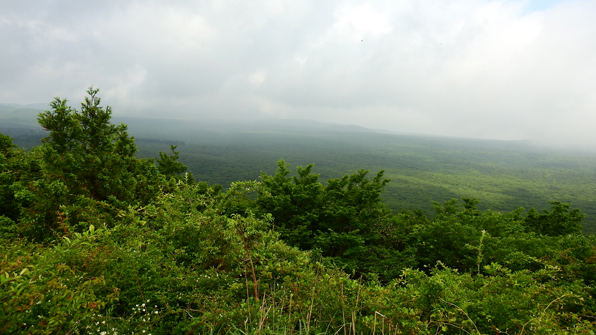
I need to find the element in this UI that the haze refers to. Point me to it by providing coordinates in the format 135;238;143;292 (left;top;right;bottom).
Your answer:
2;0;595;148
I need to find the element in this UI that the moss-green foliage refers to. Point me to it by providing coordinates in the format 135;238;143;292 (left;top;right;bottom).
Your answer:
255;160;410;280
132;129;596;235
3;88;179;242
1;89;596;334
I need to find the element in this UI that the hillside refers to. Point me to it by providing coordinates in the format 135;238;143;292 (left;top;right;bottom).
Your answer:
3;106;596;234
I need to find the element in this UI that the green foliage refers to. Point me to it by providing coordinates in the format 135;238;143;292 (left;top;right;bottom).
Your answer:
524;201;585;236
256;160;408;279
0;131;16;154
1;92;596;334
9;88;173;241
37;87;144;202
155;144;193;182
256;160;324;249
0;134;43;226
131;127;596;235
0;227;118;334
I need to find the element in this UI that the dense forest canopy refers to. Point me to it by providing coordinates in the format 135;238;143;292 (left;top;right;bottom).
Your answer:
1;89;596;334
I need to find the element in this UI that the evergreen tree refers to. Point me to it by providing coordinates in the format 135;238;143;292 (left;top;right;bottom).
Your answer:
12;88;170;240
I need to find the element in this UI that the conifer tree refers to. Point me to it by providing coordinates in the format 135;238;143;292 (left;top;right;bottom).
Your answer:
15;87;167;240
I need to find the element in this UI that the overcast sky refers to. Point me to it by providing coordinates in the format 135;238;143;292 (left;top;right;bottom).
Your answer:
1;0;595;147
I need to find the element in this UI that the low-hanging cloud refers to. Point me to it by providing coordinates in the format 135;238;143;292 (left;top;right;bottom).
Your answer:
1;0;595;148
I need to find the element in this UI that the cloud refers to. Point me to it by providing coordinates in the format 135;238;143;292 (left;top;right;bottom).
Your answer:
1;0;595;148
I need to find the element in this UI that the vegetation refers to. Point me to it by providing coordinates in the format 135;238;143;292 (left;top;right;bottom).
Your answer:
129;124;596;236
1;89;596;334
4;105;596;235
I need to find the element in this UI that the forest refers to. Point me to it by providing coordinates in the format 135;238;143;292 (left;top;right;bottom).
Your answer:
1;89;596;334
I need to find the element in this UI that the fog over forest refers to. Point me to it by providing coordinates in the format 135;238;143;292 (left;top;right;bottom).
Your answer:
2;0;596;148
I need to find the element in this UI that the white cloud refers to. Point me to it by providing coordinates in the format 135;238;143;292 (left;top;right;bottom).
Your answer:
248;72;266;86
1;0;595;148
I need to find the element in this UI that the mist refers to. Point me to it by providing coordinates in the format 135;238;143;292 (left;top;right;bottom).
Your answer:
1;0;595;149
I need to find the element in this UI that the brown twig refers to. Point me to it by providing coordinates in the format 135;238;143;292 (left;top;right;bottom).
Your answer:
57;210;69;236
132;261;145;302
248;254;259;301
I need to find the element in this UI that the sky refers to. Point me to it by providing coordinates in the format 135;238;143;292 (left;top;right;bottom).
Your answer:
1;0;595;148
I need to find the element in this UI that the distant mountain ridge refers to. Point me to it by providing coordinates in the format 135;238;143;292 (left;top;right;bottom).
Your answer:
0;104;374;135
0;102;50;110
